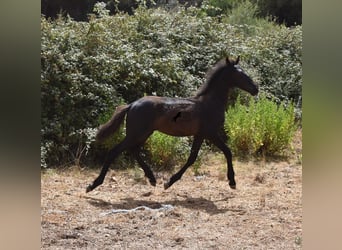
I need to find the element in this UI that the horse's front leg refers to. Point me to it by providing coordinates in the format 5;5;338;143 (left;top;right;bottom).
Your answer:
164;136;204;189
209;135;236;189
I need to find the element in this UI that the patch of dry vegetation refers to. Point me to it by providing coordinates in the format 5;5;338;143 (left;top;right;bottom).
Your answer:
41;132;301;249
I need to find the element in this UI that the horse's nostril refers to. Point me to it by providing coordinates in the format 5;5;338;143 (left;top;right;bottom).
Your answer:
253;87;259;96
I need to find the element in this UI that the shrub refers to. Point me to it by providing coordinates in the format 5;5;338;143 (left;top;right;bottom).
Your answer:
239;24;302;117
224;0;261;26
144;132;208;172
41;3;301;167
144;132;190;171
225;95;297;156
202;0;238;16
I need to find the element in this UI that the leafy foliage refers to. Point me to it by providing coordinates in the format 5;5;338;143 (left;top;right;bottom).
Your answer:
144;132;208;172
41;3;301;167
144;132;190;171
225;95;297;156
42;0;301;26
242;25;302;111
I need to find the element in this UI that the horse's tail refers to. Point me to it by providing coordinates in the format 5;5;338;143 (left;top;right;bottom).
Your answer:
96;104;130;142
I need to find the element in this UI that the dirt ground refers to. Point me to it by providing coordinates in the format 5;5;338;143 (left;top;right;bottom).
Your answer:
41;133;302;249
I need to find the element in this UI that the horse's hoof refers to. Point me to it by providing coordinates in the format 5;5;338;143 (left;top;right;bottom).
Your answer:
229;184;236;189
150;180;157;187
86;185;93;193
164;182;170;190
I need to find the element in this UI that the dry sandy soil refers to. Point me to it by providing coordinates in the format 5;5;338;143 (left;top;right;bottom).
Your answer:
41;134;302;249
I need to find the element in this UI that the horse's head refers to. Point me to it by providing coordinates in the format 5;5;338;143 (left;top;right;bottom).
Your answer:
196;56;258;98
225;56;258;96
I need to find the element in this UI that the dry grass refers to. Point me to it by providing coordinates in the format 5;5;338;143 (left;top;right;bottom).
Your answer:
41;133;302;249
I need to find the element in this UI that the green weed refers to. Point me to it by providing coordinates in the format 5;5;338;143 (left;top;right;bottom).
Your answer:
225;94;297;157
41;3;301;168
145;132;190;171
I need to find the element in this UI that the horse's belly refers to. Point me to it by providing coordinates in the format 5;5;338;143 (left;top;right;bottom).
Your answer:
155;119;199;136
157;127;193;137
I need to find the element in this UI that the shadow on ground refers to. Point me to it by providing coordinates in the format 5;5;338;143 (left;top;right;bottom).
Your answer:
85;194;239;215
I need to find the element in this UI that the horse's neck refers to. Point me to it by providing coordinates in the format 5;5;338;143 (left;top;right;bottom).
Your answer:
195;75;233;109
197;89;230;110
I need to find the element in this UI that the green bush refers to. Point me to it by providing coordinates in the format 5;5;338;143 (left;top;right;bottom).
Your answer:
202;0;238;16
41;3;301;167
144;131;207;172
242;25;302;110
225;95;297;156
223;0;261;26
41;16;123;166
144;132;190;171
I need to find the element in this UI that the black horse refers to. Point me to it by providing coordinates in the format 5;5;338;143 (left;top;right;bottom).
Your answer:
86;56;258;193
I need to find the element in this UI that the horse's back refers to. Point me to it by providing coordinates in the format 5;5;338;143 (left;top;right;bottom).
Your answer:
127;96;200;136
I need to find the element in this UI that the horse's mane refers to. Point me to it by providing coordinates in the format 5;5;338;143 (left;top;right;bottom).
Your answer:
195;59;227;97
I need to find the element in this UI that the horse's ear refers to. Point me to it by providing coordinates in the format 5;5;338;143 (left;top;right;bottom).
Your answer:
226;57;231;65
235;56;240;65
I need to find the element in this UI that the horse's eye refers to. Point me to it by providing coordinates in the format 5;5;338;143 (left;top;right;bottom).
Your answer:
234;66;243;72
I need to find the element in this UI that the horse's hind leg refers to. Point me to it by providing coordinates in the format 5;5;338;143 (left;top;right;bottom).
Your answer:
86;138;130;193
132;149;156;186
164;136;203;189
